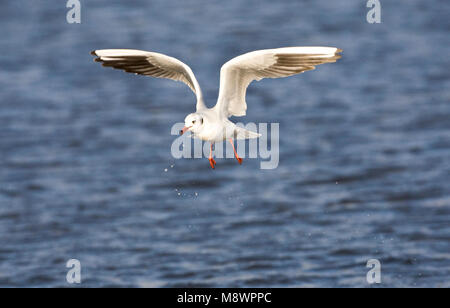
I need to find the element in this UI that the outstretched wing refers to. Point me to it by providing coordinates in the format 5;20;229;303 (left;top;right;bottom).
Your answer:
91;49;205;110
215;47;342;117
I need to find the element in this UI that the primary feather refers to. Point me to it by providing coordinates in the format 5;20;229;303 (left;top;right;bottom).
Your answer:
91;49;206;110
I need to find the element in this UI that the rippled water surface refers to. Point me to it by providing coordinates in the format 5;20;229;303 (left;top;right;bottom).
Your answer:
0;0;449;287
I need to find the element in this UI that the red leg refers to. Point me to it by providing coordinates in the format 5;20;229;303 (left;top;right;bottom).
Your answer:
229;139;243;165
208;143;216;169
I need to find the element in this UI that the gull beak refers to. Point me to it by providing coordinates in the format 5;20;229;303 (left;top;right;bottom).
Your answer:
180;126;192;135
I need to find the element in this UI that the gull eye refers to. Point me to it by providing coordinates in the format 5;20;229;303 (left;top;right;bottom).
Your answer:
192;120;196;124
201;118;204;124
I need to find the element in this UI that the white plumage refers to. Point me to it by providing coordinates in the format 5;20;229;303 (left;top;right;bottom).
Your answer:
91;46;342;168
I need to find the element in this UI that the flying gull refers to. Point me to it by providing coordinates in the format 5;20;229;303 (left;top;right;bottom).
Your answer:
91;47;342;168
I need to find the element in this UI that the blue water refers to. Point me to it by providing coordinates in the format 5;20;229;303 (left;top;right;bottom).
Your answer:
0;0;449;287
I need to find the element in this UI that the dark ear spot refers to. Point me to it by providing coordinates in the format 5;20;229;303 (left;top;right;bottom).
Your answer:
201;118;204;124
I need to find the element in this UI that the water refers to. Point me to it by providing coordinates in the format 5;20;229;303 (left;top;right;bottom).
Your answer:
0;0;449;287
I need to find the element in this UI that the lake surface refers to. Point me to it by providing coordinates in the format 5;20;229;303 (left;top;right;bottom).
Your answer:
0;0;448;287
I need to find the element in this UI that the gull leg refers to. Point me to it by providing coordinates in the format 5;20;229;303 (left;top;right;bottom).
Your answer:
229;139;243;165
208;143;216;169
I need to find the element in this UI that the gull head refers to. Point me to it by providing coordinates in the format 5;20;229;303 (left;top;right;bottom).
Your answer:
180;113;204;135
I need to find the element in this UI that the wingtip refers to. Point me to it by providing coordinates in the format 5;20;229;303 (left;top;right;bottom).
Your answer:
90;50;97;56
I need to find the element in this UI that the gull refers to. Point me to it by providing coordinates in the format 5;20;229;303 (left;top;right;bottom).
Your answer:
91;47;342;169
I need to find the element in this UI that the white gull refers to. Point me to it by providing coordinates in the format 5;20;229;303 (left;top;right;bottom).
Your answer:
91;47;342;168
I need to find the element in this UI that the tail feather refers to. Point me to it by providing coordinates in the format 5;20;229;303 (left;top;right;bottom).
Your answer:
233;126;261;140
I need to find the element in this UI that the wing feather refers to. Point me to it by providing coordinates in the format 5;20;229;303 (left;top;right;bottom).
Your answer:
91;49;205;110
215;47;342;117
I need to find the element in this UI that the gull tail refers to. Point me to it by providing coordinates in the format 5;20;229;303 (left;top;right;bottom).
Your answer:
233;126;262;140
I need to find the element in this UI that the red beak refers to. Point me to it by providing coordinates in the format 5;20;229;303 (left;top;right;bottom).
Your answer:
180;126;192;135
